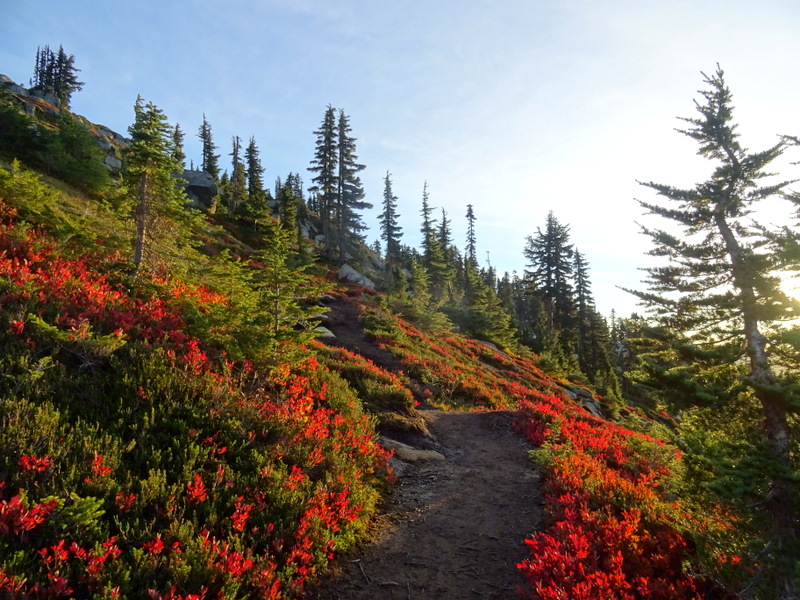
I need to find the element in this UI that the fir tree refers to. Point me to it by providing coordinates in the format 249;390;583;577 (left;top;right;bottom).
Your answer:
308;105;338;254
245;136;265;202
419;181;437;267
335;109;371;260
277;183;298;234
379;170;403;267
228;136;247;215
125;96;190;276
253;222;319;366
630;66;800;586
241;137;270;227
31;45;83;107
172;124;186;169
198;114;220;181
524;211;574;332
465;204;477;266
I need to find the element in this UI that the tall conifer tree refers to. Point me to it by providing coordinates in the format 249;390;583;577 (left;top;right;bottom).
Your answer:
198;114;220;181
308;105;338;254
630;67;800;586
335;109;371;260
125;97;189;275
172;124;186;169
228;136;247;215
379;170;403;267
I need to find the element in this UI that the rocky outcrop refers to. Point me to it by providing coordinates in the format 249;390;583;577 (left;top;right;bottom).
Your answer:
0;74;129;158
560;384;606;419
338;264;376;290
180;170;217;208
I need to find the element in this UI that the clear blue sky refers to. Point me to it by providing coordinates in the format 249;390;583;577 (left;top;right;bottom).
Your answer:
3;0;800;316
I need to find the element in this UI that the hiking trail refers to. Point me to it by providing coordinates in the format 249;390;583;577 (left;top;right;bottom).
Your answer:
309;295;544;599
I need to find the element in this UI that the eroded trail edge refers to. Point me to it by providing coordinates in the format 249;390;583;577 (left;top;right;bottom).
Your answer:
312;409;543;600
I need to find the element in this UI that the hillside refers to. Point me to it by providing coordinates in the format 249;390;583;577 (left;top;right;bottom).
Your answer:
0;77;778;599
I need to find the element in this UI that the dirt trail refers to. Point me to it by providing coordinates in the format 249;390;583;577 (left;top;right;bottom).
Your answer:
311;409;543;600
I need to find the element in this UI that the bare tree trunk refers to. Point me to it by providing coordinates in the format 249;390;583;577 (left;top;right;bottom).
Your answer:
714;209;796;550
132;173;149;276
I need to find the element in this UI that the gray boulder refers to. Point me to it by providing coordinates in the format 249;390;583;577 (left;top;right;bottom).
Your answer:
581;398;605;419
180;170;217;208
103;156;122;171
379;437;445;463
6;83;29;97
338;264;376;290
314;326;336;340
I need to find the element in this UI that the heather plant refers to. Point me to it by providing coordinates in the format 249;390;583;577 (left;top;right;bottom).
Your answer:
0;198;391;598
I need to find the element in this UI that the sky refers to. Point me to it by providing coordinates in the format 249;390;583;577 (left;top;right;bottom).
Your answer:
3;0;800;317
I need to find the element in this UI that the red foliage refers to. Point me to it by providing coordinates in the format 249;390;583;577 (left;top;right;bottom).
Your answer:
513;392;731;599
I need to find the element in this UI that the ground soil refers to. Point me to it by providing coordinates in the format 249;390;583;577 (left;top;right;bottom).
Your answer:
309;294;545;600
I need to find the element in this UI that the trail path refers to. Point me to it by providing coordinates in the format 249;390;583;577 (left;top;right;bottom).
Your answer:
310;294;544;599
311;409;543;600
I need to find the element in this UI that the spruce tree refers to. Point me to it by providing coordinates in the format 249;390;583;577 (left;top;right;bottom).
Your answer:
31;45;83;107
198;114;220;181
228;136;247;215
245;137;267;205
240;136;270;227
419;182;437;267
572;248;592;370
308;105;338;254
379;170;403;267
630;66;800;587
172;124;186;169
335;109;371;260
524;211;574;332
125;96;190;276
465;203;477;266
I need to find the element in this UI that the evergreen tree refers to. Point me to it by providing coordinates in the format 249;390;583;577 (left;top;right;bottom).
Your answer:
285;171;304;201
245;136;265;202
524;211;574;332
335;109;371;260
228;136;247;215
465;203;477;266
241;136;270;227
198;114;220;181
307;105;338;254
629;66;800;587
31;45;83;107
419;182;437;267
572;248;592;369
253;222;318;367
277;183;298;234
438;208;452;254
172;124;186;169
379;170;403;267
125;96;190;276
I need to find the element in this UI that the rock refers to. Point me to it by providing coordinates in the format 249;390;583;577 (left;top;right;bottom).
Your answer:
379;437;445;463
29;88;61;109
314;326;336;339
338;264;376;290
6;83;29;97
564;384;594;400
581;398;605;419
473;339;512;360
96;137;113;152
318;294;337;305
0;74;13;85
563;388;578;401
180;170;217;208
103;155;122;171
369;255;386;271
